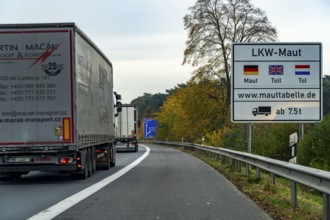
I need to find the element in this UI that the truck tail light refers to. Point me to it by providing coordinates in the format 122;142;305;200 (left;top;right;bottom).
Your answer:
76;155;82;169
60;157;73;164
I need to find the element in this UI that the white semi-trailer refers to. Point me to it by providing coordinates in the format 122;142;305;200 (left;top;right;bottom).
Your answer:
0;23;119;179
114;104;139;152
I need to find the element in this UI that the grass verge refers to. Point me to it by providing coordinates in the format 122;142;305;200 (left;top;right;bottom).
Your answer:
180;146;323;220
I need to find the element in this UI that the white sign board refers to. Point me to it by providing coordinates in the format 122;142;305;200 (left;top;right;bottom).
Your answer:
231;43;322;123
289;132;298;144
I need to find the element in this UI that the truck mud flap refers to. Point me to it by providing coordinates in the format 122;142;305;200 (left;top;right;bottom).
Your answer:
96;145;111;170
71;149;91;180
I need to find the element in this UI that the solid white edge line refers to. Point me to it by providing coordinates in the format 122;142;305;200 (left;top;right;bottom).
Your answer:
28;145;150;220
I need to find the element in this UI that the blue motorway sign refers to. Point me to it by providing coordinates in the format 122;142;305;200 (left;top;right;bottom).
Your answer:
144;118;158;138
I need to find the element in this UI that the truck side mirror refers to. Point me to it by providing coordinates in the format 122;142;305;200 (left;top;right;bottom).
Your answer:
113;91;121;101
115;94;121;101
116;101;122;113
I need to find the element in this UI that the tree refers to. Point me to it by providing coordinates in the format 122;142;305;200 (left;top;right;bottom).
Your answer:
323;75;330;115
298;116;330;171
131;92;168;120
131;84;187;121
155;89;187;141
156;79;225;142
183;0;277;113
252;123;299;161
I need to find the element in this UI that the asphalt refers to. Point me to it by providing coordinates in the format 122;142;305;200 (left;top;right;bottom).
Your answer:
55;144;272;220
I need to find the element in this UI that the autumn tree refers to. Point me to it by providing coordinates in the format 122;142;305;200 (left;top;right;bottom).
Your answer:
156;88;187;141
131;92;168;120
156;79;224;143
183;0;278;113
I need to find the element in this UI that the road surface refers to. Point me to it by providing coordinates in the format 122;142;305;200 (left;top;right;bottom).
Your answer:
0;144;271;220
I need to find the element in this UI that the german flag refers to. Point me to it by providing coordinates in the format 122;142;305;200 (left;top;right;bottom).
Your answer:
243;65;258;75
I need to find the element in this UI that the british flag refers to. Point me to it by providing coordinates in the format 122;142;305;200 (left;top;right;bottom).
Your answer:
269;65;284;75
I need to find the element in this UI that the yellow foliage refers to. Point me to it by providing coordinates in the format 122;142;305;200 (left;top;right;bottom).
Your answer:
156;79;227;142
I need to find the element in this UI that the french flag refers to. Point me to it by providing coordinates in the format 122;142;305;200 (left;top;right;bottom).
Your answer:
295;65;310;75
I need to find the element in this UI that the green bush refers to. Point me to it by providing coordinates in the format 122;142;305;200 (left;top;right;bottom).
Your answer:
298;115;330;171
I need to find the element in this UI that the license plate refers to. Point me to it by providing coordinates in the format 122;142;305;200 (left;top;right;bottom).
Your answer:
8;157;31;163
35;157;55;163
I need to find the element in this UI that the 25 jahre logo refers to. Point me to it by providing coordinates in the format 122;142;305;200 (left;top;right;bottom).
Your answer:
42;62;63;76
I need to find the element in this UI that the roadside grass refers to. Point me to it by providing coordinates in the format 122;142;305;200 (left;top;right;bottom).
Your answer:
180;147;323;220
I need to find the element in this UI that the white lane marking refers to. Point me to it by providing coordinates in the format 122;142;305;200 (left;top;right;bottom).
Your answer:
28;145;150;220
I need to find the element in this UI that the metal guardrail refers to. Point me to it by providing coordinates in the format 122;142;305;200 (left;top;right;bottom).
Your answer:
145;141;330;220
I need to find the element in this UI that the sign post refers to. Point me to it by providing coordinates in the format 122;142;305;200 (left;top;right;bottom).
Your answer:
289;132;298;164
231;43;322;123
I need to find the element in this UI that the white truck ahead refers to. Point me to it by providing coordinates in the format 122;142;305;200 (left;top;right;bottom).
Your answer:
0;23;119;179
114;104;139;152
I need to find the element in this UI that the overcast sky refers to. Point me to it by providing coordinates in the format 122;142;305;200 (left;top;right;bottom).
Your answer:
0;0;329;103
